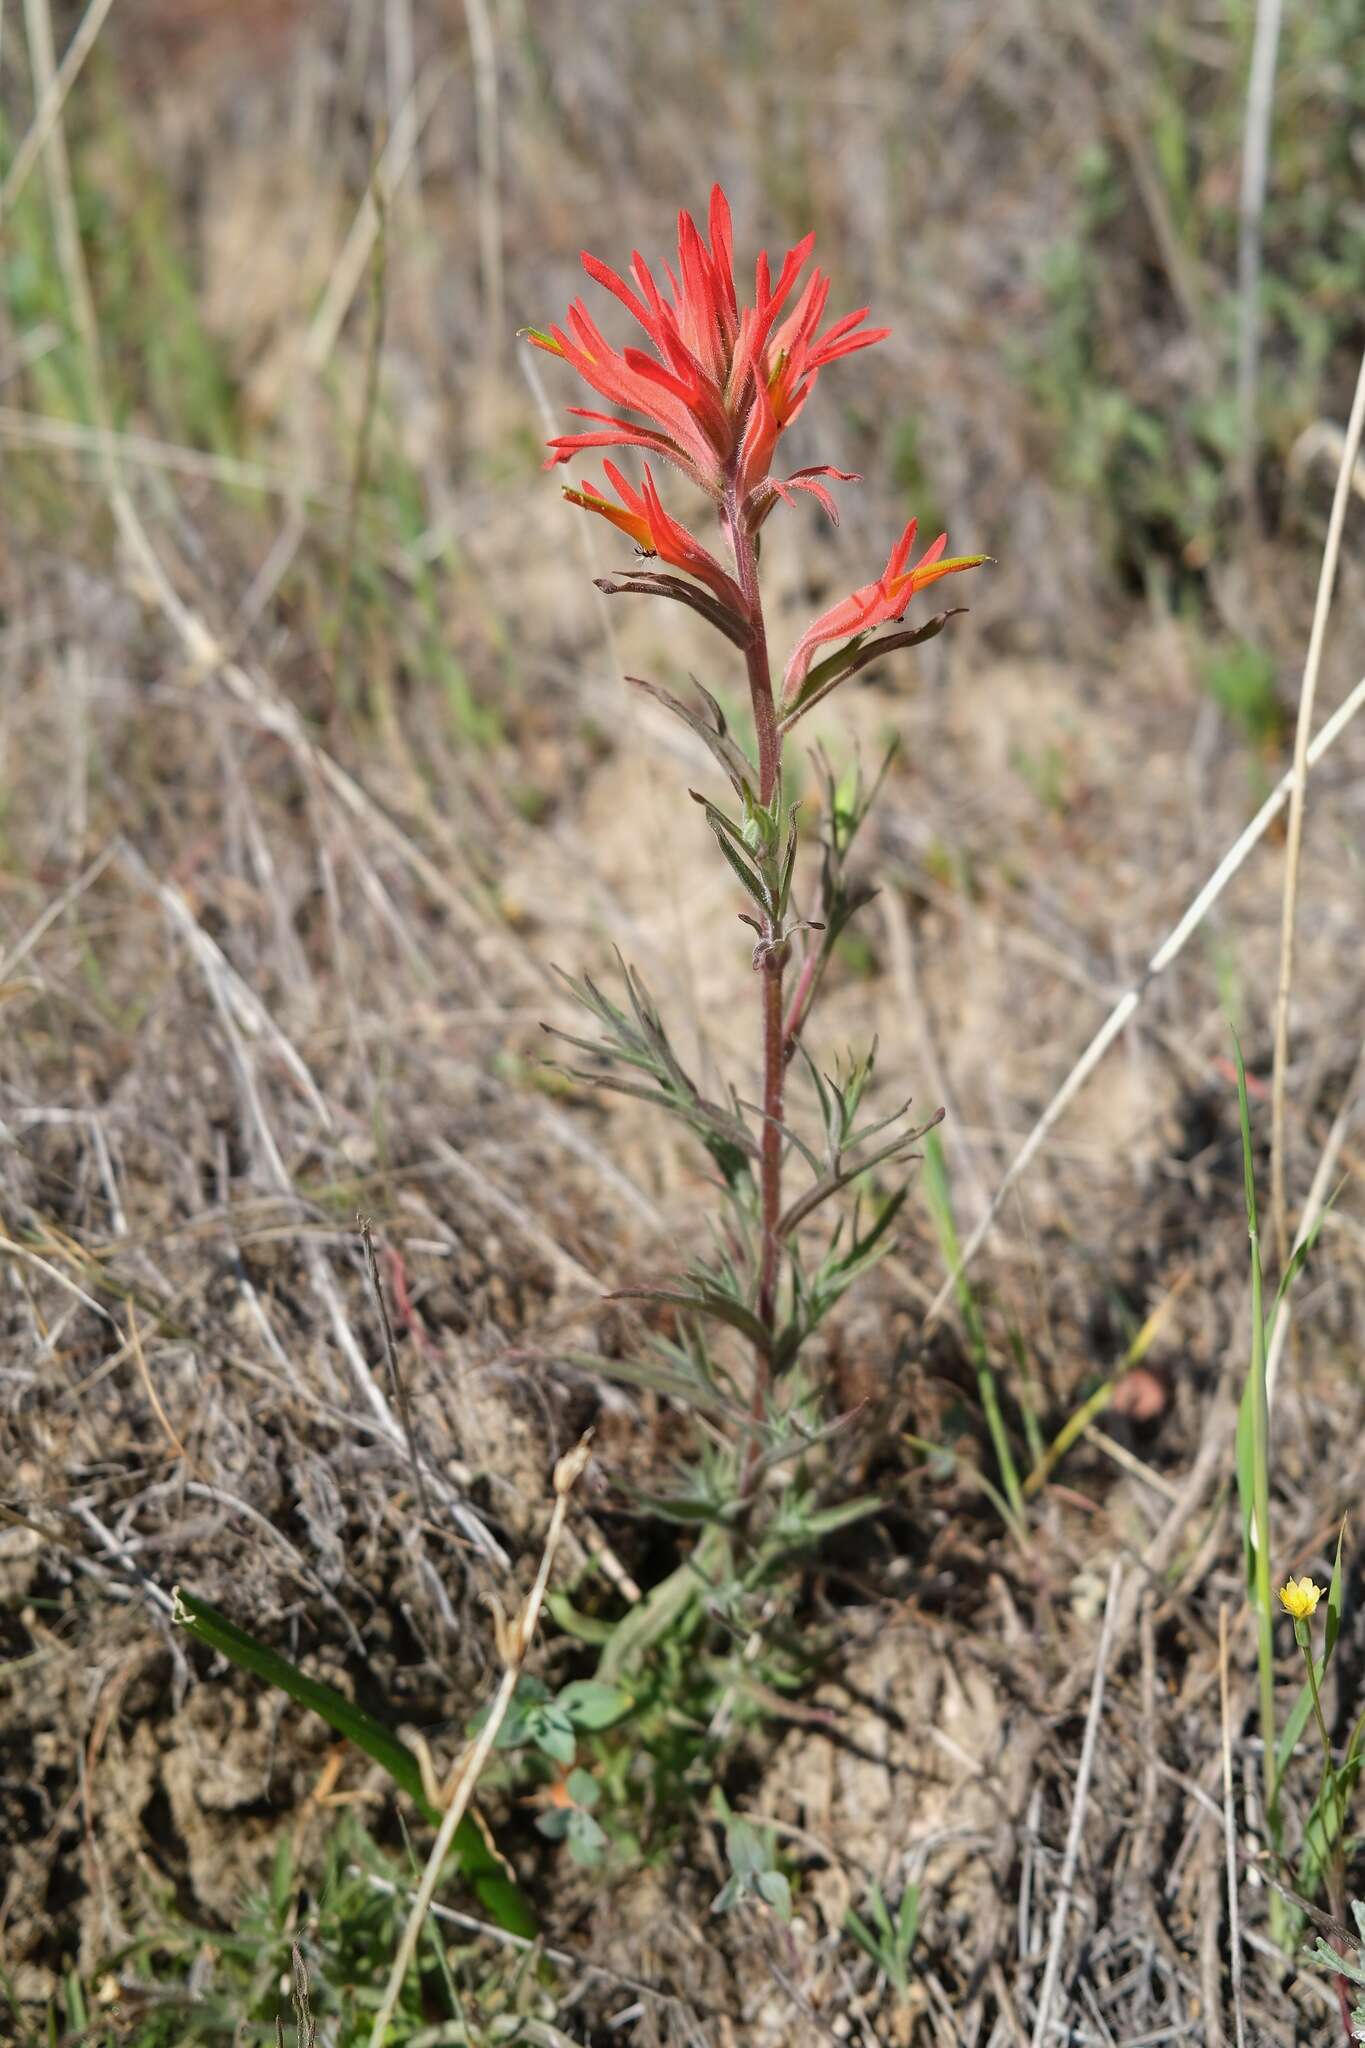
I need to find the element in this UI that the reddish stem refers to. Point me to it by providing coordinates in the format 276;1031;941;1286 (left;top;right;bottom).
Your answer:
757;957;785;1330
726;486;784;1493
729;501;781;808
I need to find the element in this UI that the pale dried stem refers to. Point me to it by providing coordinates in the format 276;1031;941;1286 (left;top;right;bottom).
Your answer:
1030;1559;1123;2048
460;0;505;380
305;59;451;373
1269;343;1365;1268
1220;1604;1248;2048
1235;0;1283;522
0;0;115;220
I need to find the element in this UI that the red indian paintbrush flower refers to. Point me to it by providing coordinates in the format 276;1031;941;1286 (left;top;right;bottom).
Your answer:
533;188;991;1552
532;181;984;704
528;183;885;510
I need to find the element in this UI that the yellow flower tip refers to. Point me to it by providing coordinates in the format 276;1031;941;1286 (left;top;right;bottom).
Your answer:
1278;1576;1323;1621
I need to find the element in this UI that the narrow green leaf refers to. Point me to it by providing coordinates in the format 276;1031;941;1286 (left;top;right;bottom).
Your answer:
756;1869;792;1920
610;1284;772;1356
562;1347;738;1419
174;1589;436;1816
632;1491;738;1526
172;1588;535;1936
544;1590;617;1646
1231;1028;1279;1836
709;820;770;908
796;1494;882;1538
844;1905;882;1967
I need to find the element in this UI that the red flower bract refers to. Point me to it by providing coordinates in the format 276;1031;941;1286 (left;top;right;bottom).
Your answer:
529;183;887;505
781;520;988;702
562;460;746;616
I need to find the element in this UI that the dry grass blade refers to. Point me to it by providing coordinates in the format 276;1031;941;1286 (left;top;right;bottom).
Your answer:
1219;1605;1248;2048
0;405;339;501
0;841;117;983
116;839;332;1133
360;1215;432;1525
1235;0;1283;519
461;0;505;379
1029;1558;1123;2047
1269;343;1365;1267
0;0;115;219
0;1229;117;1329
1265;1028;1365;1410
305;57;452;372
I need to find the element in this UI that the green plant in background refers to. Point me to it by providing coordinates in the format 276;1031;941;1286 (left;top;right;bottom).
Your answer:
1;87;240;451
1;1812;559;2047
1200;640;1283;749
844;1880;920;2003
1229;1035;1355;1949
1306;1900;1365;2044
1013;5;1365;599
710;1792;791;1924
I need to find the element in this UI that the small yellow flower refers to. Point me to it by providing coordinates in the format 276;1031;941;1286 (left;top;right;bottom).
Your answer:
1279;1576;1322;1621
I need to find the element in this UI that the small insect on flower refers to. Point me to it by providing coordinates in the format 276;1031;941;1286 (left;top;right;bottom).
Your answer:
1279;1576;1323;1621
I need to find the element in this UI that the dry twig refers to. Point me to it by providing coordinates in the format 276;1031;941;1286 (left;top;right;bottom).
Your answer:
1030;1559;1123;2048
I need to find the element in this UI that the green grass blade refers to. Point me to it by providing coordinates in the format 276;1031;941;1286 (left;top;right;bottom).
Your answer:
1230;1032;1278;1834
175;1588;437;1814
1007;1326;1045;1465
1296;1751;1363;1905
173;1588;535;1936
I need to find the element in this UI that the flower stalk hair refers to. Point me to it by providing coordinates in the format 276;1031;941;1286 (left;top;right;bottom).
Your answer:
532;185;985;1530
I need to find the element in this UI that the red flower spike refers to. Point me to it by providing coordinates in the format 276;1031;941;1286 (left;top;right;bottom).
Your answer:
531;184;886;501
562;462;747;617
781;520;988;703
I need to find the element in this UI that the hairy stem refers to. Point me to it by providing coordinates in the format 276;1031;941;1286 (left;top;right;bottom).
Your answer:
758;959;785;1329
1301;1632;1346;1917
731;520;781;809
727;488;784;1488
